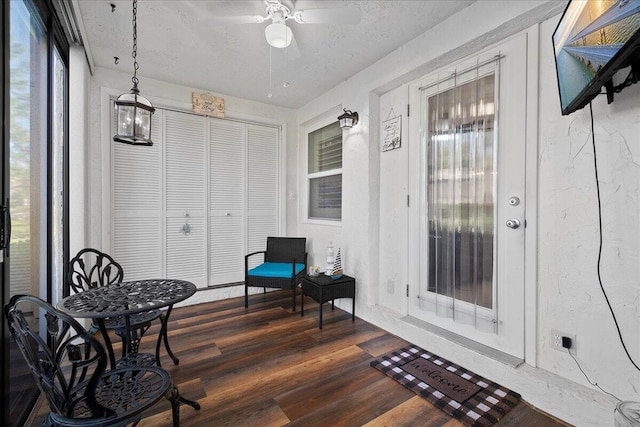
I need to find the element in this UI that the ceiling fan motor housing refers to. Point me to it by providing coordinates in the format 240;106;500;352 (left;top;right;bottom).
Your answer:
265;0;295;20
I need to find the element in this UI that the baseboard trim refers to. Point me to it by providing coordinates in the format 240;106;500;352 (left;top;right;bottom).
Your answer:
401;315;524;368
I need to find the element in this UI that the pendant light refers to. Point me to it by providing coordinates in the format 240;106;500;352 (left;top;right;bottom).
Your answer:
114;0;155;146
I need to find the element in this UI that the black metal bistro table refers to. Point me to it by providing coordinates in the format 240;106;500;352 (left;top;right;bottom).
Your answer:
58;278;196;368
300;273;356;329
58;278;200;410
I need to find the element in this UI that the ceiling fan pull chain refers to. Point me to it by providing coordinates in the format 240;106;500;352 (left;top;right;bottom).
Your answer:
268;45;273;99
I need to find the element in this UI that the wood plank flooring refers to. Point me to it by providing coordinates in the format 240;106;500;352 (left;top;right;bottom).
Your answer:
32;289;572;426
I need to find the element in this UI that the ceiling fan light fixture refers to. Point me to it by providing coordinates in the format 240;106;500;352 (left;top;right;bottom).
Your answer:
265;21;292;48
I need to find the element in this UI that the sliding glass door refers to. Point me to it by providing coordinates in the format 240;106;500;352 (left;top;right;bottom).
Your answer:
2;0;68;425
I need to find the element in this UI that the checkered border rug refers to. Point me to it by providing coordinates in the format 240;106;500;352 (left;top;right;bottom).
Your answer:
371;346;521;427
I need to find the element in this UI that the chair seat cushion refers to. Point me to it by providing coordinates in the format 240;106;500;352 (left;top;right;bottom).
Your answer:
248;262;305;278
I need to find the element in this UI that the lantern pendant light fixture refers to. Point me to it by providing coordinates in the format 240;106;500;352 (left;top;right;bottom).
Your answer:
114;0;155;146
337;108;359;129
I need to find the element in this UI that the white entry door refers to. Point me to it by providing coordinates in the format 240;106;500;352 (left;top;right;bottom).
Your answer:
408;34;528;359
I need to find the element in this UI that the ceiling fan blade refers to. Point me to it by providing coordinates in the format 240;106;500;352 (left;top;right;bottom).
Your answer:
294;7;362;25
284;34;301;60
200;15;266;24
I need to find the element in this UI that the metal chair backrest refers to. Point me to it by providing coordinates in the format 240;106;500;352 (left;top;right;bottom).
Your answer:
68;248;124;293
4;295;111;420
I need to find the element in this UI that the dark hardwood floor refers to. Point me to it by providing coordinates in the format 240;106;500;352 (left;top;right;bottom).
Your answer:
32;289;572;426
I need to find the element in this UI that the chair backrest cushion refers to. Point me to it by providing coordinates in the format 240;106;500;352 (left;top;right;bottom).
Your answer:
264;237;306;264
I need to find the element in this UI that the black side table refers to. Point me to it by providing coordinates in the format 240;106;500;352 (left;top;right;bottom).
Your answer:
300;273;356;329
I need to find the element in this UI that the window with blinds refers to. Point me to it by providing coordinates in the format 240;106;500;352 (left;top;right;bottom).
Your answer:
307;121;342;221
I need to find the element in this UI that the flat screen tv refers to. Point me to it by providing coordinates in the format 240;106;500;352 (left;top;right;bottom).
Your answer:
553;0;640;115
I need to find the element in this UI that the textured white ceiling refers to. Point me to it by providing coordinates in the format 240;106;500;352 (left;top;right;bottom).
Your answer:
75;0;477;108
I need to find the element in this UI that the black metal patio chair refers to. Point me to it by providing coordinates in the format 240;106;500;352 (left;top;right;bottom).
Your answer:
4;294;181;426
68;248;164;366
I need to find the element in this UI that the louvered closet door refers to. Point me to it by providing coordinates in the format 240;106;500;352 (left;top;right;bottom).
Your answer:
165;111;207;286
209;120;245;284
247;124;279;269
112;110;163;280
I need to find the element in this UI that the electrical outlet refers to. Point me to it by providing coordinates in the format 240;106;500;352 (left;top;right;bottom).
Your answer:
550;329;576;352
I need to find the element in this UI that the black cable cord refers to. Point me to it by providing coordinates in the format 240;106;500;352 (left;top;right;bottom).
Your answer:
598;68;637;96
589;101;640;372
567;347;620;401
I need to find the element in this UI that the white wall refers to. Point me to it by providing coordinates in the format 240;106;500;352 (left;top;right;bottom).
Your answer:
537;13;640;407
294;1;638;426
69;46;91;255
73;1;640;425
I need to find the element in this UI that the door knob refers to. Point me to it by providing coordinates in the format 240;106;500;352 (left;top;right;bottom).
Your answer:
506;218;521;229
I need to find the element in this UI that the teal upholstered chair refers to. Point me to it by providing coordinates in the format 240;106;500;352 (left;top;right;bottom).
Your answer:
245;237;307;311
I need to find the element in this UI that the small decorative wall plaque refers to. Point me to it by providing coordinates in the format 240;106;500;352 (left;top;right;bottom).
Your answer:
192;92;225;118
382;113;402;152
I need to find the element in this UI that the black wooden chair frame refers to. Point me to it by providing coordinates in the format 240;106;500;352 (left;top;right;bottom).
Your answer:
244;237;307;311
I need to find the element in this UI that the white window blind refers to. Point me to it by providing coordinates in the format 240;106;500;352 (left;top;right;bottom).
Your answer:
307;121;342;221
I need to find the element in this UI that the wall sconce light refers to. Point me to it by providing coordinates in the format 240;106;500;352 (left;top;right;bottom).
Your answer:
114;0;155;146
337;108;359;129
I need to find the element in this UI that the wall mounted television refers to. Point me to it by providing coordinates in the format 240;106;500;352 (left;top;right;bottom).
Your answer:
553;0;640;115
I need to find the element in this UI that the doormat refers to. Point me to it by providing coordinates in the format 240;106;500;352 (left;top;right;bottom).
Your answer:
371;346;521;427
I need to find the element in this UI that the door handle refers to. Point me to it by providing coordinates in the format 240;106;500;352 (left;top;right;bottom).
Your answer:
0;198;10;256
506;218;521;229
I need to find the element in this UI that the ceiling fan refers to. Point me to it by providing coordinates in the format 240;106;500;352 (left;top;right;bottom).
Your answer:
209;0;362;50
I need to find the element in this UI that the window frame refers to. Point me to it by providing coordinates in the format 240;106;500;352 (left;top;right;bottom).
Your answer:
302;110;343;225
2;0;70;425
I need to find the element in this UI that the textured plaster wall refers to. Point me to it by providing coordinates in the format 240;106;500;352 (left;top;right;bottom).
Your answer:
72;1;640;425
69;46;91;258
537;16;640;405
377;87;409;313
295;1;637;426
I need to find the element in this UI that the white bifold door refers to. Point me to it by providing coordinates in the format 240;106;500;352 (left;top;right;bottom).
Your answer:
111;108;280;288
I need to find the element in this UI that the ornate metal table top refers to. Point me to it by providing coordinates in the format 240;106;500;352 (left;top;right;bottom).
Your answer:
58;279;196;319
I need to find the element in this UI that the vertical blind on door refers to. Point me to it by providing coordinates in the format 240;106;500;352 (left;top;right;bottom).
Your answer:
419;55;501;334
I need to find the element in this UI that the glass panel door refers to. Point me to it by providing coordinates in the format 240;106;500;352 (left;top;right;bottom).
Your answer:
52;45;66;305
408;34;528;359
4;0;68;424
426;74;496;327
7;0;48;423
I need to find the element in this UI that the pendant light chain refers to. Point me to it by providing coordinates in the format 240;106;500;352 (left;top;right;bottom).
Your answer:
113;0;154;145
131;0;139;87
